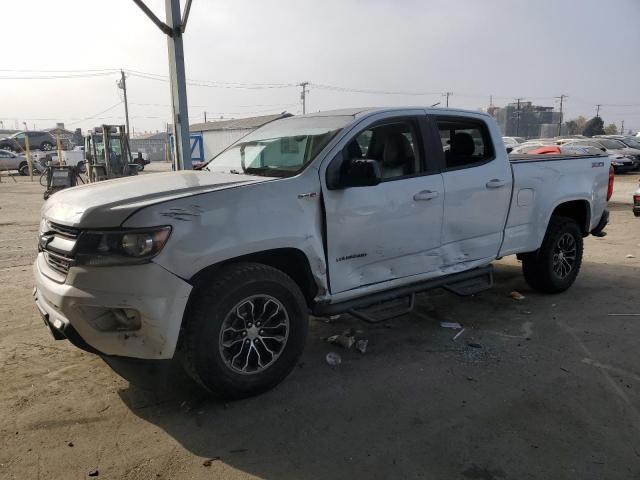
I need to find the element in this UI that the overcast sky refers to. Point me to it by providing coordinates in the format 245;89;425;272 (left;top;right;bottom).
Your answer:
1;0;639;134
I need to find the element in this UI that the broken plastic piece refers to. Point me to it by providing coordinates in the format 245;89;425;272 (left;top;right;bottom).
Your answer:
440;321;462;329
510;291;525;301
326;334;355;349
326;352;342;366
625;254;635;259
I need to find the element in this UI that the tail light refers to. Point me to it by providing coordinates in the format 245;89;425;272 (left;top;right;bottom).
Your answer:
634;194;640;205
607;166;614;201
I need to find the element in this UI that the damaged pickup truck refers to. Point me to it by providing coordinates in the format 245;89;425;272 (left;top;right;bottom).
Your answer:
33;107;612;397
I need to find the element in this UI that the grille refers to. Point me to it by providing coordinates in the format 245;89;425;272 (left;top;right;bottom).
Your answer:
48;222;80;239
44;250;75;274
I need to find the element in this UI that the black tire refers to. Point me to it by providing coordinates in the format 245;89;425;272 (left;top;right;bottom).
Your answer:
41;141;53;151
522;216;583;293
18;161;28;176
180;262;308;398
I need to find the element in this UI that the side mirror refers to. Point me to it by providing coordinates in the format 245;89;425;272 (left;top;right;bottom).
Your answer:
506;147;513;154
340;159;381;188
600;147;606;152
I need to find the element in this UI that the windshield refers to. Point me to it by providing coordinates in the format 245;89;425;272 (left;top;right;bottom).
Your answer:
597;139;626;149
621;138;640;149
205;115;352;177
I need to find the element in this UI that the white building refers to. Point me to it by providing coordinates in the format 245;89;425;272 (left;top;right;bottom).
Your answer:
190;113;292;161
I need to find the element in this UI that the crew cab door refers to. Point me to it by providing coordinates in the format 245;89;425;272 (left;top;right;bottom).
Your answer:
322;115;445;294
432;115;512;263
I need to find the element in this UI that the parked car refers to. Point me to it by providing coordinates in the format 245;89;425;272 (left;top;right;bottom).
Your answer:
0;149;29;175
34;107;611;398
596;135;640;151
563;139;640;172
634;181;640;217
502;136;525;149
0;131;58;152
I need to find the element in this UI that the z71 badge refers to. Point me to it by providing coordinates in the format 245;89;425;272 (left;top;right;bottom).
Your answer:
592;161;605;168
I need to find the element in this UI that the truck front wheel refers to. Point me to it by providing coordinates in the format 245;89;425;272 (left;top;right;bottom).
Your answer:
180;263;308;398
521;216;584;293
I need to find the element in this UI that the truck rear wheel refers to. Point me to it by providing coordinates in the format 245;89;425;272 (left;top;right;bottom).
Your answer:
180;262;308;398
522;216;583;293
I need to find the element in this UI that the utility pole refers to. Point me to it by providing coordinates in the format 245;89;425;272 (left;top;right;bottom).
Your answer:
117;69;131;136
555;94;567;136
620;120;624;134
515;98;524;136
299;81;309;114
132;0;193;170
443;91;453;107
204;111;207;123
595;104;601;118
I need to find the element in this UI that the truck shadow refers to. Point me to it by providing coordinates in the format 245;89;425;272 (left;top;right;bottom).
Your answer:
116;259;639;479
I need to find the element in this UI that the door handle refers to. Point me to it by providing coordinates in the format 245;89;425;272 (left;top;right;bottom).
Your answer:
413;190;439;201
486;179;507;189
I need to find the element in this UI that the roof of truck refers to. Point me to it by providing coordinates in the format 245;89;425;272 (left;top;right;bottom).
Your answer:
303;106;492;119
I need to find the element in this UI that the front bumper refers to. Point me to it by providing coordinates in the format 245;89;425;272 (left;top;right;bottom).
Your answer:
33;254;192;359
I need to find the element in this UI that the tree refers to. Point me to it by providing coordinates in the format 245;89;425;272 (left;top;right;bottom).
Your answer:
604;124;618;135
563;115;588;135
582;116;605;137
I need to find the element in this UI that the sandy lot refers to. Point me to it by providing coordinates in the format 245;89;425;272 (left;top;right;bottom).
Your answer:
0;166;639;479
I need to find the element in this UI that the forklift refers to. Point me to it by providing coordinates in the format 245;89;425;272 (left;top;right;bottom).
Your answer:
85;125;139;183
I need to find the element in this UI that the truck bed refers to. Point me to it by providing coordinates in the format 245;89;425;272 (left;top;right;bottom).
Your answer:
509;153;607;163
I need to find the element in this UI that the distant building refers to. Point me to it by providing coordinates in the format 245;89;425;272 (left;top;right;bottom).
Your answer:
190;113;292;161
130;132;169;162
491;102;561;139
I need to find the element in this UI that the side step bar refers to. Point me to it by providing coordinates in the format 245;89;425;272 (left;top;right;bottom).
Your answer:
313;265;493;322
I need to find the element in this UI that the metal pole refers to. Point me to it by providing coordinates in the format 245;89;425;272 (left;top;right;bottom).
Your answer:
166;0;192;170
299;82;309;114
25;134;33;181
556;94;567;136
620;120;624;134
515;98;523;137
596;104;601;117
444;92;452;107
204;111;207;123
119;70;131;136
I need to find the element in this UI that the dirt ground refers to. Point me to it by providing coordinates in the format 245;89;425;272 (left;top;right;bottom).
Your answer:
1;166;639;480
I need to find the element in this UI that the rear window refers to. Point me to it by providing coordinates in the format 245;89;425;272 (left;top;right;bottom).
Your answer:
436;118;494;169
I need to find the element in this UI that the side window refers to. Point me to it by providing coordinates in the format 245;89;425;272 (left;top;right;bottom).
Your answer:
14;133;25;140
345;121;420;180
436;119;494;169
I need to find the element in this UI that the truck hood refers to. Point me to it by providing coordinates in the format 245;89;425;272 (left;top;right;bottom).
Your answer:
42;171;272;228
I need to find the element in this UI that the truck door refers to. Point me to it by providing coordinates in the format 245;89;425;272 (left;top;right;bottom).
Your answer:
322;116;445;294
433;116;512;264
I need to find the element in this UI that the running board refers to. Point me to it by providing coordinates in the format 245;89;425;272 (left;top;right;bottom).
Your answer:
348;294;415;324
313;265;493;318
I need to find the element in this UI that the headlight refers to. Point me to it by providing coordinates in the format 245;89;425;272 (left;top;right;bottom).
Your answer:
75;226;171;266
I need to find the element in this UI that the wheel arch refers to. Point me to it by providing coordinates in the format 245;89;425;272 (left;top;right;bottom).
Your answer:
549;199;591;236
187;247;319;306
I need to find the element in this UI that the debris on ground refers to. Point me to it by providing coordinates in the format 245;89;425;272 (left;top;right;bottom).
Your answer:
67;441;74;447
452;328;466;341
326;334;355;349
355;339;368;354
510;291;525;301
467;342;482;349
326;352;342;366
440;321;462;329
202;457;221;467
625;254;635;259
88;469;99;477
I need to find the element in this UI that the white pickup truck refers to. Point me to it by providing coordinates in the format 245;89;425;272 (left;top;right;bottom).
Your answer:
33;107;612;397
